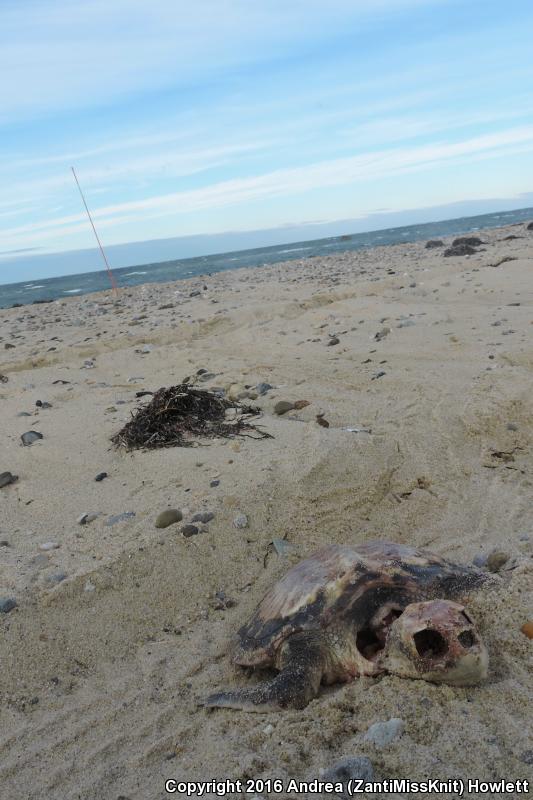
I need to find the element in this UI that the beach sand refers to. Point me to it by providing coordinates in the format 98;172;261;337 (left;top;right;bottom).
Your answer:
0;224;532;799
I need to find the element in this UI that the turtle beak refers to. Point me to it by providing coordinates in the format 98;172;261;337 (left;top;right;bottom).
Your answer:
379;600;488;686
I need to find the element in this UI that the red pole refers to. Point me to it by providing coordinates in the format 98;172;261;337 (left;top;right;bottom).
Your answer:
71;166;118;294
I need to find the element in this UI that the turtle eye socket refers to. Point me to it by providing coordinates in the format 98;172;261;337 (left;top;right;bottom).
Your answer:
413;628;448;658
458;630;476;648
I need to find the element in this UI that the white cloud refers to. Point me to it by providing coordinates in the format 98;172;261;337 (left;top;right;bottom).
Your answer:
3;124;532;251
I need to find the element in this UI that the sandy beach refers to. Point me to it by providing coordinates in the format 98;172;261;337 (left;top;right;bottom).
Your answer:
1;223;532;799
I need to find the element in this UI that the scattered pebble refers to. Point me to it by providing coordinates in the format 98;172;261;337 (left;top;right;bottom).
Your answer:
44;572;67;585
233;513;248;529
274;400;294;415
105;511;135;526
0;598;17;613
255;382;273;395
425;240;444;248
473;554;487;568
0;471;18;488
182;524;200;537
191;511;215;524
210;479;220;487
363;717;404;747
520;621;533;639
327;336;340;346
21;431;43;446
39;542;60;551
155;509;183;528
293;399;310;410
95;472;108;482
486;550;509;573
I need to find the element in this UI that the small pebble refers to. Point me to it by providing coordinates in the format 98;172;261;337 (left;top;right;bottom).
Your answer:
105;511;135;526
21;430;43;446
155;509;183;528
520;621;533;639
95;472;108;482
191;511;214;524
255;382;273;395
210;479;220;487
506;422;518;431
473;554;487;567
233;513;248;529
274;400;294;415
486;550;509;573
0;597;17;613
327;336;340;346
363;717;404;747
77;513;99;525
39;542;60;551
182;524;200;538
0;471;18;488
44;572;67;585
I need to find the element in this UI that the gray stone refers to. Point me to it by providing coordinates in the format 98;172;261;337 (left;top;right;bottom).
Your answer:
364;717;404;747
21;430;43;446
44;572;67;585
321;756;374;798
255;382;273;395
182;524;200;537
155;509;183;528
397;319;415;328
473;554;487;567
0;597;17;613
425;240;444;248
39;542;60;551
210;479;220;487
233;513;249;529
274;400;294;415
0;471;18;488
105;511;135;526
191;511;214;524
327;336;340;346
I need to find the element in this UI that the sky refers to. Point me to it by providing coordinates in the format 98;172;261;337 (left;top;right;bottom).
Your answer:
1;0;533;284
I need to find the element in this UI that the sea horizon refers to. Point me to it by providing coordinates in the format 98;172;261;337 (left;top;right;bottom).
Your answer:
1;204;531;309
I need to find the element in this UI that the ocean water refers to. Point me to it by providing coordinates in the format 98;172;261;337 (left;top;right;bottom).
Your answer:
1;207;531;309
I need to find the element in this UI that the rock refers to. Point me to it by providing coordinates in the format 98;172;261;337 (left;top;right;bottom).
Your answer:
44;572;67;585
473;554;487;567
321;756;374;798
444;244;477;257
274;400;294;415
327;336;340;346
77;512;99;525
39;542;60;551
35;400;52;408
293;400;310;410
397;319;415;328
452;236;484;247
364;717;404;747
182;524;200;537
0;598;17;613
425;240;444;248
486;550;509;573
520;621;533;639
228;383;246;401
197;372;216;382
191;511;214;524
16;412;32;417
95;472;108;481
0;597;17;614
21;430;43;446
371;371;386;380
255;382;273;395
4;342;16;349
374;327;391;341
506;422;518;431
155;509;183;528
210;479;220;487
105;511;135;526
0;471;18;488
233;513;248;529
526;222;533;230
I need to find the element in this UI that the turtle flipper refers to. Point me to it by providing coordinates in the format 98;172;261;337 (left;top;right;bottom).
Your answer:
203;632;327;712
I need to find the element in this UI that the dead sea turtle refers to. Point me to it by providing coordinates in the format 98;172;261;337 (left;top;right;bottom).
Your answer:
205;541;488;712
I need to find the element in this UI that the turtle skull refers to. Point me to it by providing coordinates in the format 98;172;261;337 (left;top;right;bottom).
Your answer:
379;599;488;685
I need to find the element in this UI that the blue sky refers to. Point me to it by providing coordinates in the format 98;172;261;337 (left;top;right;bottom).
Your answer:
1;0;533;283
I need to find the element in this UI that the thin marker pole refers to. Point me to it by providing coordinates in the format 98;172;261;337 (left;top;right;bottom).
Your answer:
71;166;118;294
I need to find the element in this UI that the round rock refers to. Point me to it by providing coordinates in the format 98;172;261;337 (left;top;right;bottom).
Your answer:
21;430;43;446
0;597;17;613
364;718;404;747
182;524;200;538
155;509;183;528
274;400;294;415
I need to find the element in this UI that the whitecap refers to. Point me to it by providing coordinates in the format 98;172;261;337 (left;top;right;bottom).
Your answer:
64;288;82;293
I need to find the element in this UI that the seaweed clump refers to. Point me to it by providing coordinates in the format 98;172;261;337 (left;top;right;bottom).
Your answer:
111;384;271;450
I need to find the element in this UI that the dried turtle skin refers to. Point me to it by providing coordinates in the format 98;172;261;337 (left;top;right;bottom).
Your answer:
204;541;488;712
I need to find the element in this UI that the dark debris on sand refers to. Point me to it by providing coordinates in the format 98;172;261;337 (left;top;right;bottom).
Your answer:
111;384;272;450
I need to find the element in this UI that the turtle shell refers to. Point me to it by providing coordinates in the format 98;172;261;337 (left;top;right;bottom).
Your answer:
233;541;484;666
